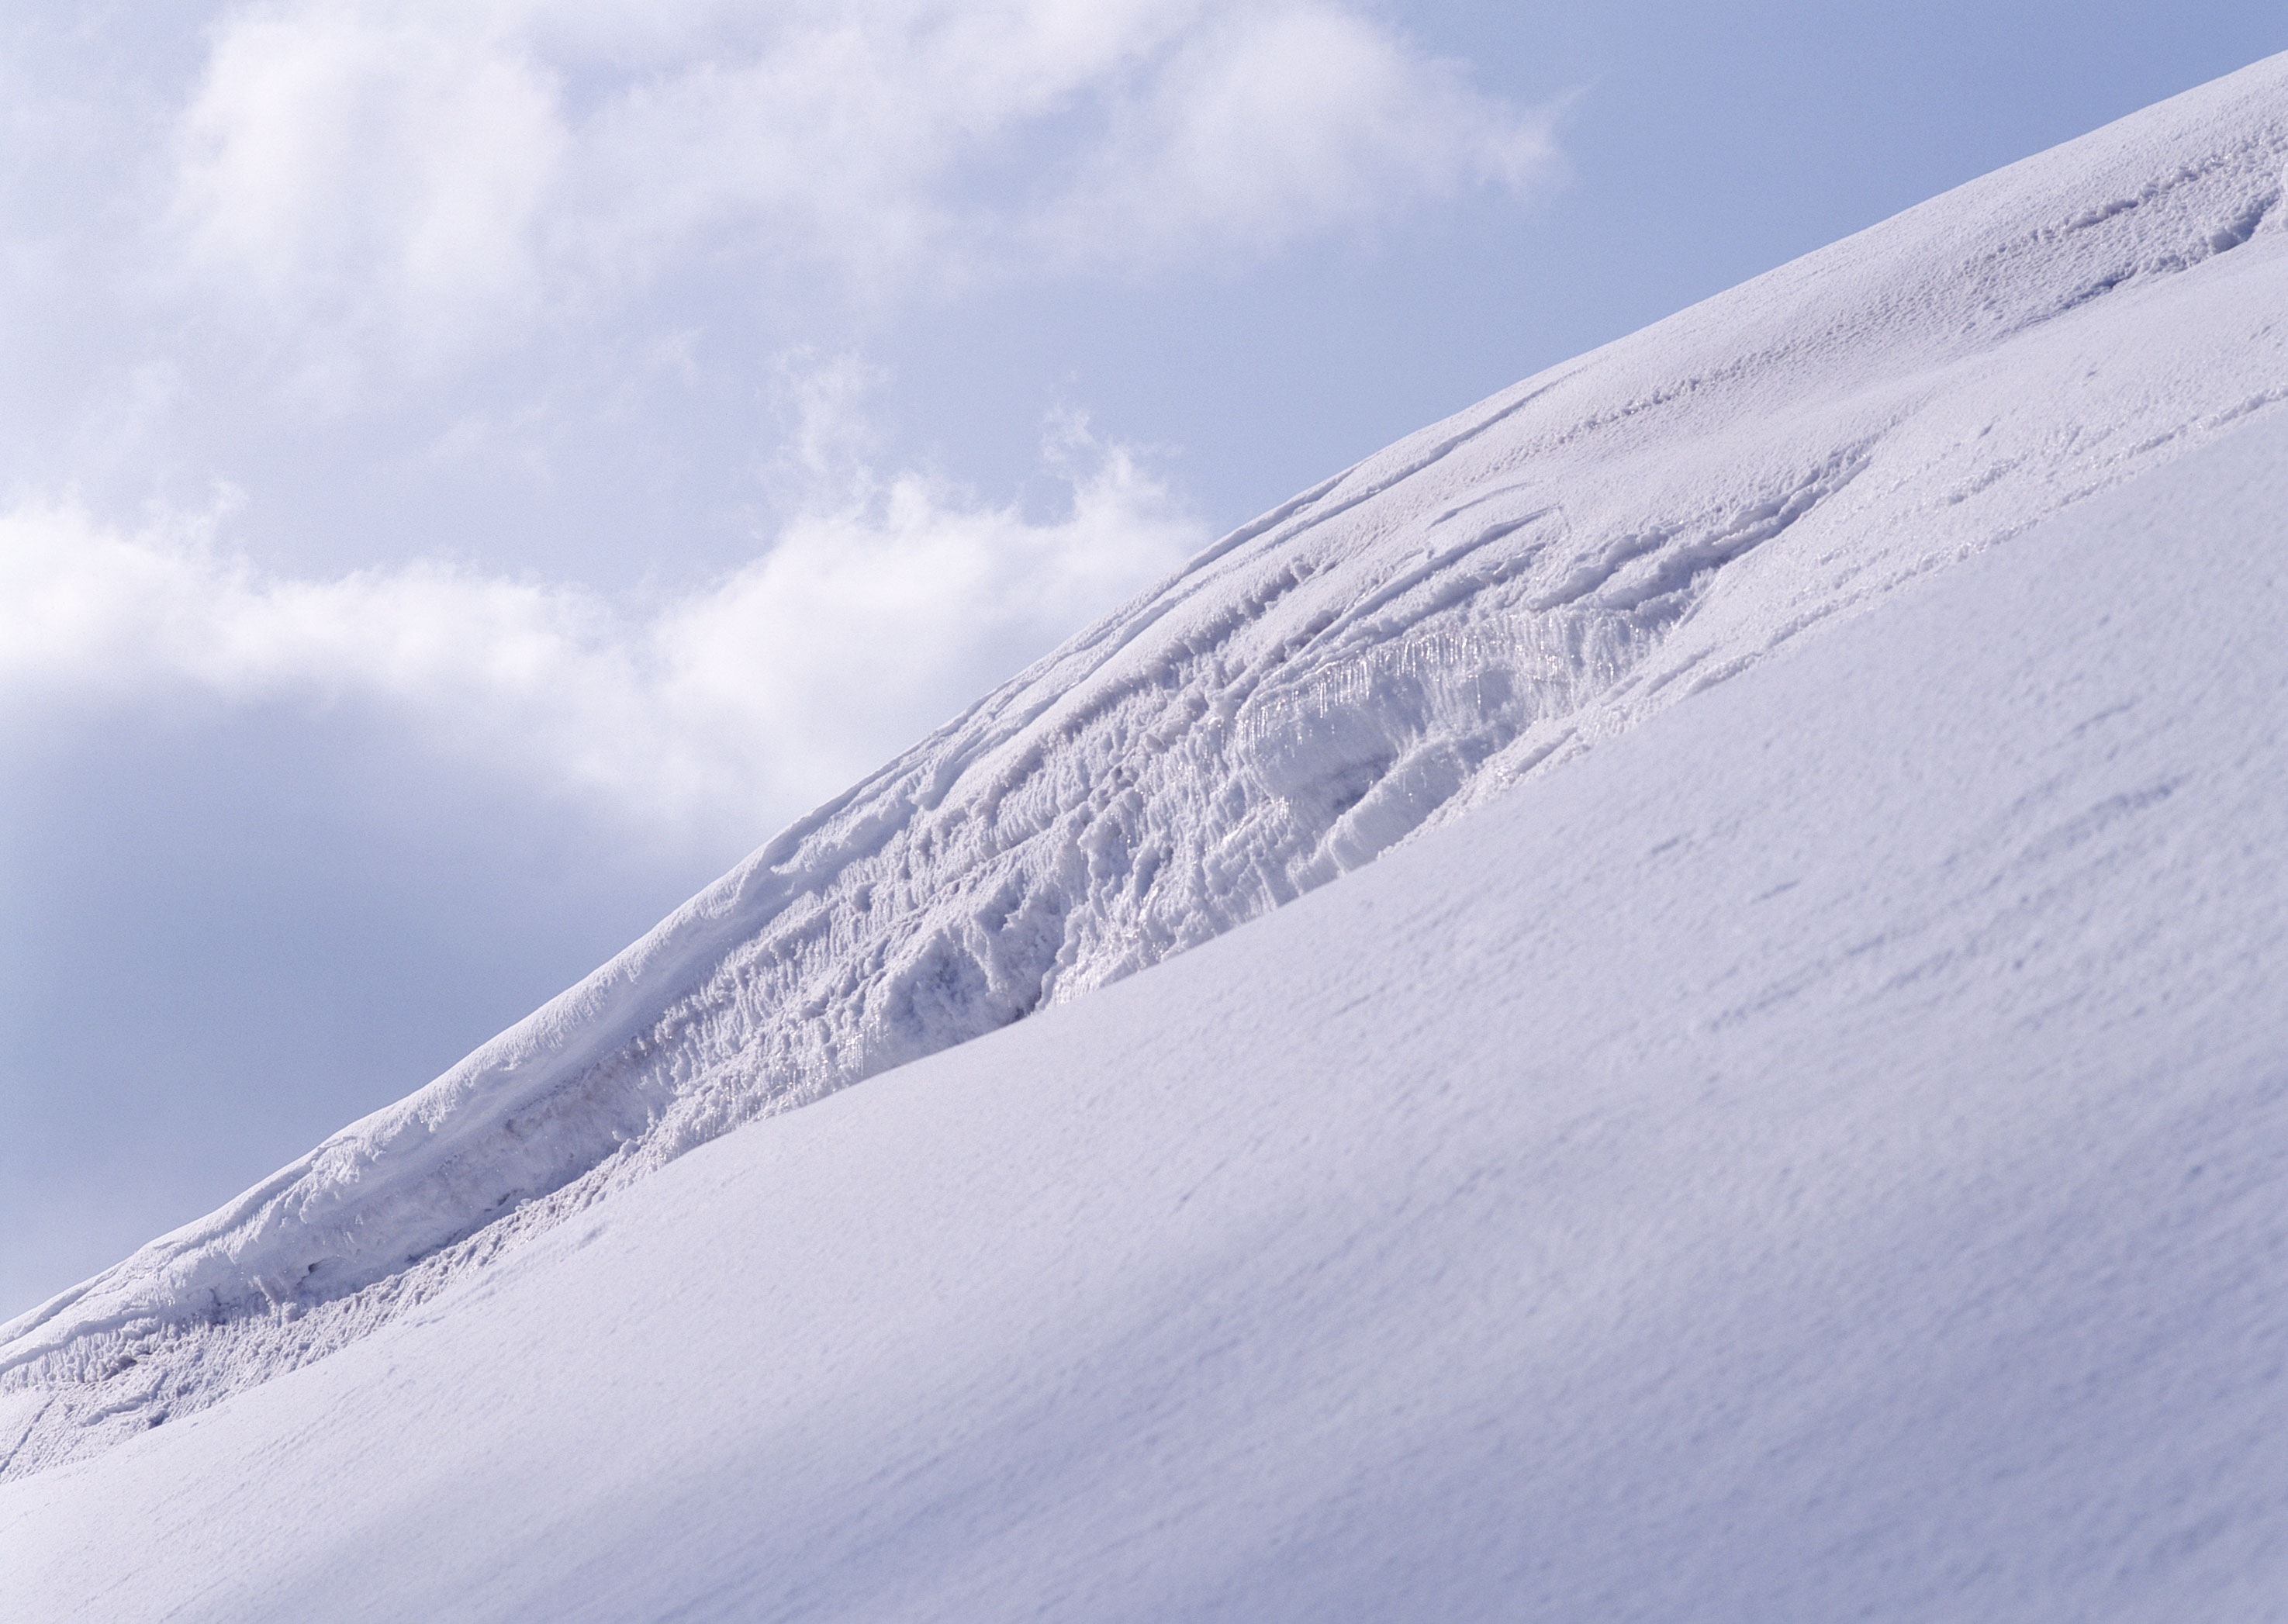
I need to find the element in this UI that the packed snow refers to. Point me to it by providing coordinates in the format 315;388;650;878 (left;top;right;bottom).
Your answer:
3;51;2288;1617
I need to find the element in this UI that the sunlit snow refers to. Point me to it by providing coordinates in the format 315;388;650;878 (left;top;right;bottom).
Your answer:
5;50;2288;1624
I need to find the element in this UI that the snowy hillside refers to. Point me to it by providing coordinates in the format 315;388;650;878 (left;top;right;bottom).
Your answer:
5;48;2288;1505
8;353;2288;1624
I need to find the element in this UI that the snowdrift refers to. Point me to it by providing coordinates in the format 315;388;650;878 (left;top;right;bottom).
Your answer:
5;50;2287;1518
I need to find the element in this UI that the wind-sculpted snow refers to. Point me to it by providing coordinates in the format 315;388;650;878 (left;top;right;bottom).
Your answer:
6;54;2288;1478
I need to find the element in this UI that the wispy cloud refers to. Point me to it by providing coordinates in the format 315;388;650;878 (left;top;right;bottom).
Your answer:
1037;4;1557;269
161;0;1560;381
0;0;1563;570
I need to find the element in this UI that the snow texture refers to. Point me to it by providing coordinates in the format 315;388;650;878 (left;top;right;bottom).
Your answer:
5;52;2288;1499
6;344;2288;1624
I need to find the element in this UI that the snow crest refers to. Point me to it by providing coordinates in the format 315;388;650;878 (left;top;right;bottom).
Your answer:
6;53;2288;1479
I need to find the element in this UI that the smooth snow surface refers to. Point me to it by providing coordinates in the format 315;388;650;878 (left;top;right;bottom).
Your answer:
3;50;2287;1554
6;399;2287;1622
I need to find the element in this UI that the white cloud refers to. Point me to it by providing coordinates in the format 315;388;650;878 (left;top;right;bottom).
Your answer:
2;0;1560;856
0;418;1203;852
175;4;569;375
1039;4;1559;268
164;0;1561;375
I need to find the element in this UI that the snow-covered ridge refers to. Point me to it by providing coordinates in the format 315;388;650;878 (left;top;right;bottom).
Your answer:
6;53;2287;1478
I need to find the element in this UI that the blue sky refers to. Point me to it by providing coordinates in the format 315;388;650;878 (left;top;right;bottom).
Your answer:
3;1;2280;1318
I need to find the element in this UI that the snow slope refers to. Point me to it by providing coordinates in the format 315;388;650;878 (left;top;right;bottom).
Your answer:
5;53;2288;1483
6;397;2286;1622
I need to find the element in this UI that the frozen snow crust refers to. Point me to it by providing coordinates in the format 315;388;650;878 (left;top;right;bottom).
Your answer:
6;53;2288;1478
